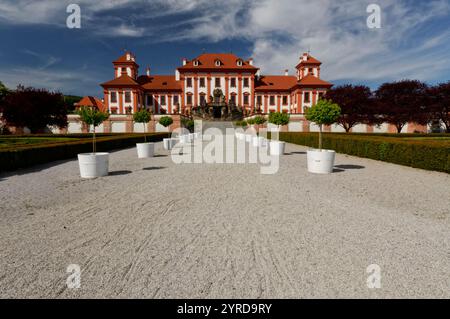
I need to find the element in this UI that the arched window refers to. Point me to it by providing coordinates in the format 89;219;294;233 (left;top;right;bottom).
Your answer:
237;59;243;66
193;60;199;66
215;59;221;67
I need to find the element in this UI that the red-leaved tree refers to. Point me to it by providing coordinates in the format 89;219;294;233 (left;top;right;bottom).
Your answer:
326;84;376;132
375;80;428;133
428;82;450;133
0;86;68;133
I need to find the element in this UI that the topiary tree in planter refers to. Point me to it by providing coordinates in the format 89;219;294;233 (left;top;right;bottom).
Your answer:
268;112;290;130
159;116;173;128
305;99;341;150
133;108;152;142
77;106;109;153
253;115;267;125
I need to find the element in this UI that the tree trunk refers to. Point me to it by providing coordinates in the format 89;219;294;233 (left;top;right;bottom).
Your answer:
93;126;96;154
319;124;323;151
396;124;403;134
143;123;146;143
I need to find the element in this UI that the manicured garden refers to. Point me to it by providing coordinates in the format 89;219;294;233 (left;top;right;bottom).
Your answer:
0;133;169;172
277;132;450;173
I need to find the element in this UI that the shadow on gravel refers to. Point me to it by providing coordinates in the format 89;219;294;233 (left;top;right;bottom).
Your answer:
288;151;307;155
153;154;168;157
143;166;166;171
334;164;365;170
109;170;132;176
333;168;345;173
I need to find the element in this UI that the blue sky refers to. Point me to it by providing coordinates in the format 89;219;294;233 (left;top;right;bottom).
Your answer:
0;0;449;97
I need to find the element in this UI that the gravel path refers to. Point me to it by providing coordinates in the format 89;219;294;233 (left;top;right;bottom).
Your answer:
0;138;449;298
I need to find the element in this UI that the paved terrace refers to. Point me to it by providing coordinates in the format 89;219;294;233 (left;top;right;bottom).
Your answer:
0;130;449;298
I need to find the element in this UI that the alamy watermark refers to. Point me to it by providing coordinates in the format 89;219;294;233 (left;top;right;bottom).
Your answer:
66;4;81;29
169;120;280;175
367;4;382;29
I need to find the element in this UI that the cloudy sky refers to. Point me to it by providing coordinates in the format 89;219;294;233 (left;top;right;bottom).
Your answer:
0;0;449;97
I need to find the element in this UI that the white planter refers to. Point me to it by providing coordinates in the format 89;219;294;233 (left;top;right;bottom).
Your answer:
269;141;285;155
136;142;154;158
252;136;267;147
163;138;178;150
180;135;190;144
235;132;244;140
307;150;336;174
245;134;253;143
78;153;109;178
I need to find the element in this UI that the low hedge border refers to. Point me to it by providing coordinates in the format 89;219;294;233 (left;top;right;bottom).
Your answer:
277;132;450;173
0;133;169;172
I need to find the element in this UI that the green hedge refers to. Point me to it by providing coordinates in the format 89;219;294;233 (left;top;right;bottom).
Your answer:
0;133;169;172
278;132;450;173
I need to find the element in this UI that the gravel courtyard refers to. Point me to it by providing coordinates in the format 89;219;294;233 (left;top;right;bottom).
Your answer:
0;137;449;298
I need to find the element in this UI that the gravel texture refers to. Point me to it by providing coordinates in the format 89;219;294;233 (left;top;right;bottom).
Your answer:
0;137;449;298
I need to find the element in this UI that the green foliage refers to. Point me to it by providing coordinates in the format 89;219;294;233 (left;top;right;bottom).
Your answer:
234;120;247;127
278;132;450;173
76;106;109;128
182;119;195;132
268;112;290;126
64;95;82;111
133;109;152;124
253;116;267;125
246;118;256;125
305;99;341;126
0;133;169;172
159;116;173;127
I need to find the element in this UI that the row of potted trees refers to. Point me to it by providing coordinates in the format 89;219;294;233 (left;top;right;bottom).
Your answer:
76;107;175;178
237;101;342;174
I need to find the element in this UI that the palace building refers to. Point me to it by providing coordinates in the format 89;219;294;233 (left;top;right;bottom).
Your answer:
100;51;333;116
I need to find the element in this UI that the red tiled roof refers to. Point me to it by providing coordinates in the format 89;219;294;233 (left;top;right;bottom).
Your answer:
296;54;322;68
113;52;138;65
76;96;106;112
101;74;140;87
255;75;297;91
178;53;258;71
137;75;182;91
297;74;332;87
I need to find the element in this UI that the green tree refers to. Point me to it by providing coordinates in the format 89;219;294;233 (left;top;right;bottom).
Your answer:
159;116;173;128
76;106;109;153
305;99;341;150
133;109;152;142
268;112;290;129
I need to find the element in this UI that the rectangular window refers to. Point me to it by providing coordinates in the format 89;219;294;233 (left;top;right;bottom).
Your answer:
200;95;206;105
146;95;153;105
187;95;192;105
256;96;262;105
173;95;179;104
199;78;205;88
215;77;221;87
270;96;275;106
110;92;117;103
125;91;131;103
160;95;166;105
243;78;249;88
304;92;310;103
231;95;236;104
186;78;192;88
243;95;249;105
282;96;288;105
230;78;236;88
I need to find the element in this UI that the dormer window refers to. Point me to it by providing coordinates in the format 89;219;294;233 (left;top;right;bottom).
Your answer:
237;59;243;66
193;60;199;66
215;59;221;67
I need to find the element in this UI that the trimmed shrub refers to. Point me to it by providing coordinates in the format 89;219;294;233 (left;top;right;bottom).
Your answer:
278;132;450;173
253;116;267;125
0;133;169;172
268;112;290;127
159;116;173;127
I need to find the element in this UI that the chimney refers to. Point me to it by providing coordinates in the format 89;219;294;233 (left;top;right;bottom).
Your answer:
182;58;187;66
146;67;150;76
126;53;131;61
302;52;308;62
284;69;289;76
248;58;253;66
